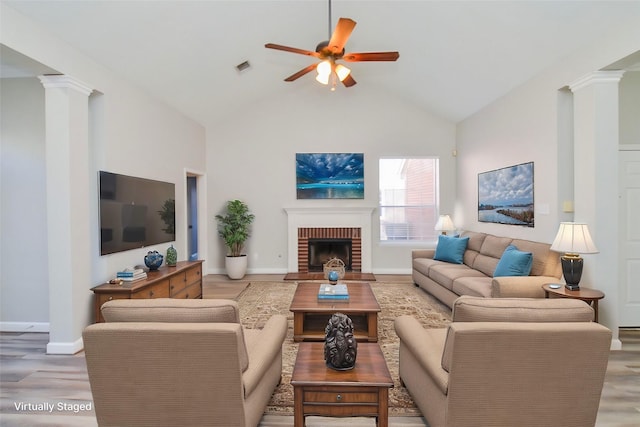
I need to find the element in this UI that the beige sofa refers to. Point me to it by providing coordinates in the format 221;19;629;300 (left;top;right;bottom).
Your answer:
83;298;287;427
413;230;562;308
394;296;612;427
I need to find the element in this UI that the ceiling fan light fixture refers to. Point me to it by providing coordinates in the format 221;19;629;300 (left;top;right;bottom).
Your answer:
316;60;331;76
335;64;351;81
315;73;330;85
315;60;332;85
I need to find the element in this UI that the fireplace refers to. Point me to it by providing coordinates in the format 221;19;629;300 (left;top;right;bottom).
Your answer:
285;206;375;273
308;239;352;272
297;227;361;274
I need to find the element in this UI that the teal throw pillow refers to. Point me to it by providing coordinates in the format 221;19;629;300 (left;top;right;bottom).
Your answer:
493;245;533;277
434;235;469;264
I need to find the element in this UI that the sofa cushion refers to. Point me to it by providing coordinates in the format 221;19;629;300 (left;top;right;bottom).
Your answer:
413;257;448;277
512;238;561;277
452;276;493;298
459;231;484;268
451;296;595;322
493;245;533;277
460;230;487;253
434;235;469;264
429;264;486;291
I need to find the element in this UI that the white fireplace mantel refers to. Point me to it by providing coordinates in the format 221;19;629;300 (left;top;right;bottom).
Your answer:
284;206;376;272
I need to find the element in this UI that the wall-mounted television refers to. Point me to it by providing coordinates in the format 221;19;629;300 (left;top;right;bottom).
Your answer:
99;171;175;256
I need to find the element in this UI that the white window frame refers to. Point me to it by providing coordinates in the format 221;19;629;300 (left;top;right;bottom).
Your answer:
378;157;440;243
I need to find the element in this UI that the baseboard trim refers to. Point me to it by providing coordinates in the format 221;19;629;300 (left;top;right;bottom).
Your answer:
610;338;623;351
0;321;50;333
46;337;84;355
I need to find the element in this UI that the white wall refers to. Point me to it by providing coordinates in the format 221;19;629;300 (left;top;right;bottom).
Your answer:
457;24;640;243
0;78;49;327
620;70;640;145
207;86;457;275
1;4;206;345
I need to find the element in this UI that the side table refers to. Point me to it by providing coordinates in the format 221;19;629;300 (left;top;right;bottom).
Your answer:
291;342;393;427
542;283;605;323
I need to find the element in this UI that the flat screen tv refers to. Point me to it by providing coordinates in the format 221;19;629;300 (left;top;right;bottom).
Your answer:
99;171;175;256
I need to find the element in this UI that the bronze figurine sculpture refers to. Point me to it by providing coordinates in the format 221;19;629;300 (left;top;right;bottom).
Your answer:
324;312;358;370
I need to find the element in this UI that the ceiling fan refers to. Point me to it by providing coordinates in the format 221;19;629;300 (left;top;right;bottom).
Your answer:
265;1;399;89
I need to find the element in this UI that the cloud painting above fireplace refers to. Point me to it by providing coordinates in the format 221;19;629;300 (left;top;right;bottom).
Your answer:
296;153;364;199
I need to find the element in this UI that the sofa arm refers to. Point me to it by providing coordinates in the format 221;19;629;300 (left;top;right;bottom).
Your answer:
242;314;287;397
412;249;435;259
394;315;449;394
491;275;560;298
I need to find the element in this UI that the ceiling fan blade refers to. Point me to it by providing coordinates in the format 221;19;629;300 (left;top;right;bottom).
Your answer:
343;52;400;62
342;74;357;87
328;18;356;54
284;63;318;82
265;43;319;58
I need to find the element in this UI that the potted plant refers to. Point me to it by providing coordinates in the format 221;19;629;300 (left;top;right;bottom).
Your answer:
215;199;255;279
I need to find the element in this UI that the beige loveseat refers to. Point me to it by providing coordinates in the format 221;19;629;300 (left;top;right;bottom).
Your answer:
83;298;287;427
413;230;562;308
395;296;612;427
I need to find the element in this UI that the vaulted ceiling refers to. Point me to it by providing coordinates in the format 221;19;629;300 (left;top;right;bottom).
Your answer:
3;0;640;125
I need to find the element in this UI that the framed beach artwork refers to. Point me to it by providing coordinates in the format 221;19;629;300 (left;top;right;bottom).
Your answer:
296;153;364;199
478;162;534;227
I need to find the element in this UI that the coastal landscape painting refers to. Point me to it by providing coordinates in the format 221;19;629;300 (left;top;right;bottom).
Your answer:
478;162;534;227
296;153;364;199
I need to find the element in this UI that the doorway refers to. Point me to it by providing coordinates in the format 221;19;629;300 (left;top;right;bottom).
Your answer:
619;149;640;327
187;175;198;261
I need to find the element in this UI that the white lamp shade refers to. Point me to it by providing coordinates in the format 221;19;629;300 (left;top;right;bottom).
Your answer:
434;215;455;232
335;64;351;81
550;222;599;254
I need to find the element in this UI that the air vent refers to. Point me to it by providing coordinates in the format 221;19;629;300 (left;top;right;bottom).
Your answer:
236;61;251;73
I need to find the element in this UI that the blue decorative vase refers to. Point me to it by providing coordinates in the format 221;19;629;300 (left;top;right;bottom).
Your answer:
328;270;339;284
144;250;164;270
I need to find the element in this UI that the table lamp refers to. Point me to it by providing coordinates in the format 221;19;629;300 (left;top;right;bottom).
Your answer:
434;215;455;235
550;222;599;290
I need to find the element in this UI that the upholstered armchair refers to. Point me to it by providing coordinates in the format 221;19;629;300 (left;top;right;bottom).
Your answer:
394;296;611;427
83;298;287;427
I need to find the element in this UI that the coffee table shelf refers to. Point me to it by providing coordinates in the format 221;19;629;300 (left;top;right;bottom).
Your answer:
289;282;381;342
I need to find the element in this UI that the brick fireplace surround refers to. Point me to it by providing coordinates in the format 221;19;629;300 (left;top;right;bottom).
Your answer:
297;227;362;273
284;206;375;273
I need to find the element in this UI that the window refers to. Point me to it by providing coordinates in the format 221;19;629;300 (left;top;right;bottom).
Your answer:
379;158;439;241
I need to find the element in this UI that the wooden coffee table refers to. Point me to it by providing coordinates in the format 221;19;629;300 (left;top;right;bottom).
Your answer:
291;342;393;427
289;282;381;342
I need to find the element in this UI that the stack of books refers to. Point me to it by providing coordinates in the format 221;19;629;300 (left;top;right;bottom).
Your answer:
318;284;349;300
116;268;147;282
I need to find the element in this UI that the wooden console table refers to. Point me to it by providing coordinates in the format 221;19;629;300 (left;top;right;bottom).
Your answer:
91;260;203;323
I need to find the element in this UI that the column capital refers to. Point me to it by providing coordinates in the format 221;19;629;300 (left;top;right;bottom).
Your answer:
569;70;626;92
38;75;93;96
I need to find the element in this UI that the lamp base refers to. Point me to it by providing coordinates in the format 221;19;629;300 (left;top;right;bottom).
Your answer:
560;254;583;291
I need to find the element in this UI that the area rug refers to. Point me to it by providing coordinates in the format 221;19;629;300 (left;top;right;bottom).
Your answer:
235;281;452;416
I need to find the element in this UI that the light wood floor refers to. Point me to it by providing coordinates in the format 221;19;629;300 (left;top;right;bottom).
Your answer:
1;275;638;426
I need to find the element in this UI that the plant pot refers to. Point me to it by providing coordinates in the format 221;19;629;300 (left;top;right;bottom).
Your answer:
225;255;248;279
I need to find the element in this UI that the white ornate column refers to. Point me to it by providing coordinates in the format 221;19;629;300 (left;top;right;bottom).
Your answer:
569;70;624;348
39;75;93;354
